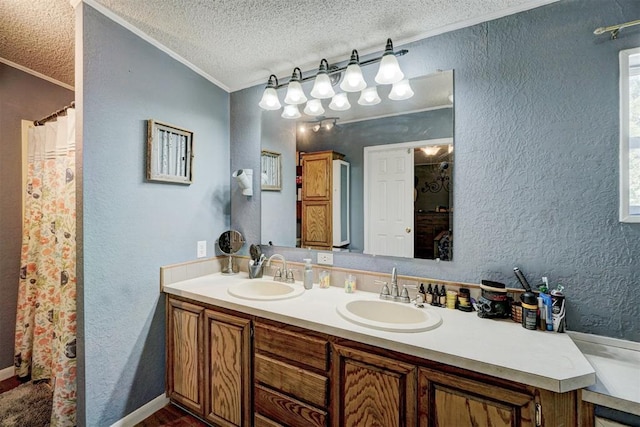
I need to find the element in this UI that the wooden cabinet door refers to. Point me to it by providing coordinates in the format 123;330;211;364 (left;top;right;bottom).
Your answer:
166;297;204;415
333;344;417;427
204;310;251;427
302;152;333;200
301;200;332;248
419;367;536;427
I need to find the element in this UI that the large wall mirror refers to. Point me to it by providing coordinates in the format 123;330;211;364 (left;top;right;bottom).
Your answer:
261;70;454;261
620;47;640;223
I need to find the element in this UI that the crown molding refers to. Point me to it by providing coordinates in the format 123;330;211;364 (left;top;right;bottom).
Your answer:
0;57;74;91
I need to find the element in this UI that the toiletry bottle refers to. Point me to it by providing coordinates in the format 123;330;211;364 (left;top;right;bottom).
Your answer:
303;258;313;290
540;293;553;331
425;283;434;305
419;284;426;302
345;274;356;293
520;292;538;330
431;285;439;306
439;285;447;306
457;288;472;312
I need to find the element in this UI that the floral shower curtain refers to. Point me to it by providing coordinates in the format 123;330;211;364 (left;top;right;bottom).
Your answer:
15;108;77;427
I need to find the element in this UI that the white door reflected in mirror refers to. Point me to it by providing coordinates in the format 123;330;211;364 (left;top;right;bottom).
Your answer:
620;47;640;223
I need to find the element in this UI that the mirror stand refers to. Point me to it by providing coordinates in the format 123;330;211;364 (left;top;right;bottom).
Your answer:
218;230;245;275
221;255;236;275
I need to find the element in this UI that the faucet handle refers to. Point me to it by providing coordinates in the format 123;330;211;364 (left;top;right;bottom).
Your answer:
398;285;411;303
375;280;392;300
273;267;283;281
285;269;295;283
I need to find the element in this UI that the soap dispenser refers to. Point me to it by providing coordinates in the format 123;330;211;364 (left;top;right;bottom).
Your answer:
303;258;313;290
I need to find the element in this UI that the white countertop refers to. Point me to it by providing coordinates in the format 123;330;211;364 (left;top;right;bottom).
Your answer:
164;272;595;393
570;332;640;416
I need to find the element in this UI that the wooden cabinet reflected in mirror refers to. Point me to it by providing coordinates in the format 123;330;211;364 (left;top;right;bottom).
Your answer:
297;150;350;250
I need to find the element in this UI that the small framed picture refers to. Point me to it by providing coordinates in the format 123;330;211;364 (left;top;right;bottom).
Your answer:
261;150;281;191
147;119;193;184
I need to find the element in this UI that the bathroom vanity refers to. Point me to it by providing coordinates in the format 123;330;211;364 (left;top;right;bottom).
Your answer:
164;270;597;427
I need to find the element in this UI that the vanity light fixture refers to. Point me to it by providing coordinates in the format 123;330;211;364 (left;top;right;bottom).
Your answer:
232;169;253;196
324;119;336;130
358;86;381;106
299;117;339;132
388;79;414;101
329;93;351;111
283;67;307;105
258;74;281;110
281;104;301;119
258;38;408;112
340;50;367;92
310;59;336;99
375;39;405;85
303;99;325;116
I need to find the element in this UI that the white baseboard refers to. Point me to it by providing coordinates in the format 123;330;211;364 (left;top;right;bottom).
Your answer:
0;366;14;382
109;394;169;427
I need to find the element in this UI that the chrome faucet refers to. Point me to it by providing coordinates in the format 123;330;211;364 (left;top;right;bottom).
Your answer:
267;254;293;282
380;267;410;303
390;267;399;298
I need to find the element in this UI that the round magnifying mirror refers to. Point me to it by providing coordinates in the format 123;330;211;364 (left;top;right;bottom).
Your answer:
218;230;244;275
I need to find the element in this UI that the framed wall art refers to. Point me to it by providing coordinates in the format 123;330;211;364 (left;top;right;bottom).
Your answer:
261;150;281;191
147;119;193;184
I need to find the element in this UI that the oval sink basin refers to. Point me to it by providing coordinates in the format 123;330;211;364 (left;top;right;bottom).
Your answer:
228;279;304;301
336;300;442;332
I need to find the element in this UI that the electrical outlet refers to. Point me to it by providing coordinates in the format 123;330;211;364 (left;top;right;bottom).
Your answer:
197;240;207;258
317;252;333;265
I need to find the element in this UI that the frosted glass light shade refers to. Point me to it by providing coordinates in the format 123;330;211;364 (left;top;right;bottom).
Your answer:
358;87;381;106
284;81;307;105
340;64;366;92
329;93;351;111
303;99;325;116
258;87;281;110
281;104;301;119
388;79;414;100
310;73;335;99
375;54;404;84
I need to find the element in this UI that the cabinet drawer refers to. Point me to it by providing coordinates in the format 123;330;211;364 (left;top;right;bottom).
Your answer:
255;385;327;427
254;323;329;371
254;413;284;427
255;353;328;408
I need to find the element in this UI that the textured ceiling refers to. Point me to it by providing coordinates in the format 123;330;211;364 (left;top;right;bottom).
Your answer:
0;0;75;87
1;0;556;91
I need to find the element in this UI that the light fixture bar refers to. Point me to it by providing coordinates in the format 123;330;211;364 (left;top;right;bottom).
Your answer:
272;49;408;89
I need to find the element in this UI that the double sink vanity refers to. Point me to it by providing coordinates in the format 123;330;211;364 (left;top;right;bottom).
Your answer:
160;256;612;427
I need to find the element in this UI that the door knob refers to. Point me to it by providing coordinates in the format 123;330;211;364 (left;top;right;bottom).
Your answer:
405;227;412;233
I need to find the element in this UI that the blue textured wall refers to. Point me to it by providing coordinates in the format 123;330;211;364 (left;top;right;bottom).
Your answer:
230;86;262;253
0;64;74;371
80;4;230;425
260;111;297;246
232;0;640;341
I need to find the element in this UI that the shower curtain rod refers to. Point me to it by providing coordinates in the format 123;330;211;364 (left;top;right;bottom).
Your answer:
34;101;75;126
